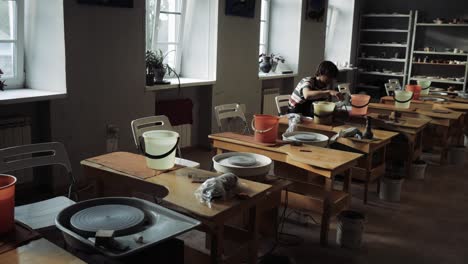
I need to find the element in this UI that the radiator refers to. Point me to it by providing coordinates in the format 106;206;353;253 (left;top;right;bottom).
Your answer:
0;117;33;184
172;124;192;148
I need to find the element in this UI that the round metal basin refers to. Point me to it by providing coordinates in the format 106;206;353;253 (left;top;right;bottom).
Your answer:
282;131;330;147
421;97;447;102
429;91;448;96
212;152;272;178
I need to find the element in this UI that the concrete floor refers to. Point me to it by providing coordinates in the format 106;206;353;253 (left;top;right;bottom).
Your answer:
183;147;468;264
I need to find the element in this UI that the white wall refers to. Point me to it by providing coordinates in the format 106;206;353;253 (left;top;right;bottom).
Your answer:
212;0;263;127
324;0;355;65
24;0;66;92
50;1;155;180
269;0;302;73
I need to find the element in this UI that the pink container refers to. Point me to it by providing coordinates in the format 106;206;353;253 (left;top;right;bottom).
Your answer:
252;115;279;143
406;85;422;100
350;94;371;116
0;174;16;234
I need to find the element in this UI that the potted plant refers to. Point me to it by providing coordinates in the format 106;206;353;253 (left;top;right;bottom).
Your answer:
379;162;404;202
0;69;6;91
145;50;176;85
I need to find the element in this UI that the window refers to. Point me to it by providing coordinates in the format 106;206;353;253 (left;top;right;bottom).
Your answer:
259;0;270;55
146;0;185;74
0;0;24;88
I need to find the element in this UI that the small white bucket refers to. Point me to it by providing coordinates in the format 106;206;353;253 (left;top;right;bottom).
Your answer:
449;146;466;166
140;130;179;170
336;210;366;249
394;90;413;109
379;177;404;202
410;160;427;180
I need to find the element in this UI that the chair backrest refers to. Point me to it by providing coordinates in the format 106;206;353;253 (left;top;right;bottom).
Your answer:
275;95;290;116
0;142;72;174
337;83;351;95
131;115;173;149
385;83;397;96
214;103;249;133
388;79;401;89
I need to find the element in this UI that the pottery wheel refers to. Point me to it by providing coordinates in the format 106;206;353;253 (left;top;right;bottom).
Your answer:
294;134;318;142
226;156;257;167
70;205;145;235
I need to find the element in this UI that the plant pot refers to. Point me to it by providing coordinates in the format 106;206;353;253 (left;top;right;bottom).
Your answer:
409;160;427;180
146;73;155;86
259;56;272;73
154;67;166;82
379;177;403;202
336;210;366;249
449;146;466;166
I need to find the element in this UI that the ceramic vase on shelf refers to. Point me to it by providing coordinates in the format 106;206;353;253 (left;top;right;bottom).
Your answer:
259;55;272;73
154;67;166;83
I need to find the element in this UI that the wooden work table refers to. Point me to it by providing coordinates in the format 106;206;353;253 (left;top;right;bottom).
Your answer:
81;152;278;264
278;117;398;204
369;102;464;164
0;238;85;264
209;132;362;246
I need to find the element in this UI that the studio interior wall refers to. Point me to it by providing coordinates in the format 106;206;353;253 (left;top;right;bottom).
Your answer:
49;1;155;183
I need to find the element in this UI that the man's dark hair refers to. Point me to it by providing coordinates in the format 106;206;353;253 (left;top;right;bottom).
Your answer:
315;61;338;79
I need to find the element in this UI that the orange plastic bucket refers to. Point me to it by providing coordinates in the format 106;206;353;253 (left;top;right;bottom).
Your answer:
0;175;16;234
406;85;422;100
350;94;371;116
252;115;279;143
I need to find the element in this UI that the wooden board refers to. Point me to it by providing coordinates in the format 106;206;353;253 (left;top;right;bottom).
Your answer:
209;133;362;171
368;102;418;113
82;153;273;220
367;113;430;130
0;238;85;264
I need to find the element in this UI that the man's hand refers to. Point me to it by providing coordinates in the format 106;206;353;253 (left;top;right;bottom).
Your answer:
329;90;344;101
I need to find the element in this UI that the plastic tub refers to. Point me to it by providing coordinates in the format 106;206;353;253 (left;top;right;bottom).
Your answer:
406;85;422;100
417;80;431;95
312;101;336;125
0;175;16;234
336;210;366;249
350;94;371;116
251;115;279;143
410;160;427;180
141;130;179;170
379;177;404;202
394;90;413;109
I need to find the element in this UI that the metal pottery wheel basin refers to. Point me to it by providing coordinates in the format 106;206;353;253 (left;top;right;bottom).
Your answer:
420;97;447;102
429;91;448;96
282;131;329;147
213;152;272;177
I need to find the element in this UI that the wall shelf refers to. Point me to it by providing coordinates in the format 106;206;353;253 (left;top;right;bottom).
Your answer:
417;23;468;27
413;51;468;56
408;11;468;91
360;43;408;47
361;28;409;32
410;77;464;85
359;71;405;77
359;57;406;62
363;13;411;18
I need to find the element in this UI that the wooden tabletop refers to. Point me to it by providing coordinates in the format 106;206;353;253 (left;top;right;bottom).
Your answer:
278;117;398;153
81;152;272;220
380;96;468;111
0;238;84;264
209;133;362;176
366;113;430;134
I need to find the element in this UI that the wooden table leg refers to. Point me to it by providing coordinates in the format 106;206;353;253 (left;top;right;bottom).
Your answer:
406;139;415;178
440;127;449;165
320;178;333;246
247;206;259;264
343;170;352;193
364;154;372;204
210;224;224;264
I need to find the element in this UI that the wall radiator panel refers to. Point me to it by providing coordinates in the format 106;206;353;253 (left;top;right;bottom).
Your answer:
0;117;33;184
172;124;192;148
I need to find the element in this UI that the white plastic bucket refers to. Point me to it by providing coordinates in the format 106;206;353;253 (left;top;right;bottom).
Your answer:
449;146;466;166
336;210;365;249
379;177;404;202
394;91;413;109
141;130;179;170
313;101;335;125
410;160;427;180
417;80;431;95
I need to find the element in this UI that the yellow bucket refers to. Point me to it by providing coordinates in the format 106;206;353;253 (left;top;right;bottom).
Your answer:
394;91;413;109
313;101;336;125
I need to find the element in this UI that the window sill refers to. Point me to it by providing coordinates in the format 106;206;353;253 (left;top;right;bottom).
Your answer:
338;67;357;72
145;78;216;92
259;72;297;80
0;88;67;105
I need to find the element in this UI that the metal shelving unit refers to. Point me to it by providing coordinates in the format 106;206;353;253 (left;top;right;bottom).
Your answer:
408;11;468;91
356;11;414;94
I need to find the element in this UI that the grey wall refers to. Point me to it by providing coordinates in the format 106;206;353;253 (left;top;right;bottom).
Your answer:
50;1;155;182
